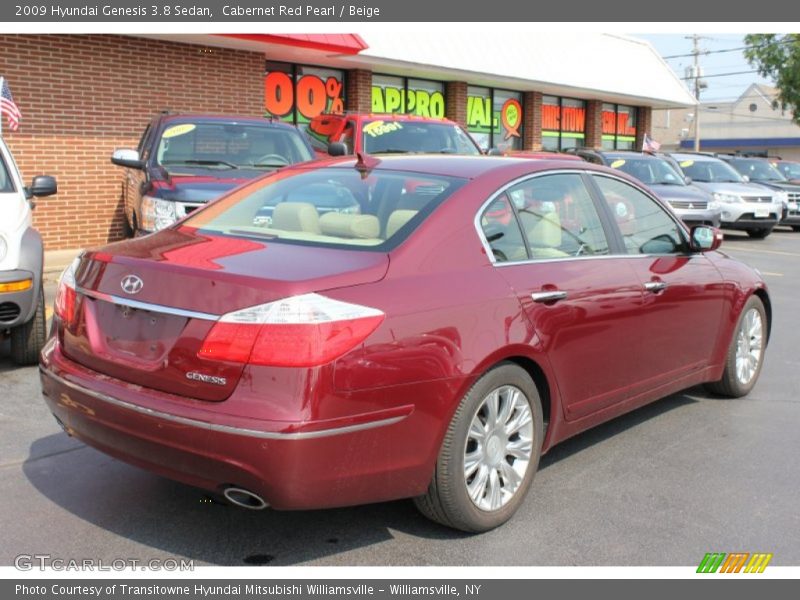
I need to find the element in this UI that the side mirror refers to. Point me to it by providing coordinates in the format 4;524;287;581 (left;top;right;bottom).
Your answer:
684;175;693;185
741;175;750;183
28;175;57;197
690;225;723;252
111;148;144;169
327;142;349;157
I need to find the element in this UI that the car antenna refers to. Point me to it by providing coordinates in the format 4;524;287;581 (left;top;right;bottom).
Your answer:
355;151;380;179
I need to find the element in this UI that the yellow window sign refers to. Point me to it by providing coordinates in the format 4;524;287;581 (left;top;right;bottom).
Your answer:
363;121;403;138
680;160;694;167
610;159;626;168
162;124;197;139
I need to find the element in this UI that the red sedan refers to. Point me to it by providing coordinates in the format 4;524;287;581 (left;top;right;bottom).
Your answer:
40;155;770;532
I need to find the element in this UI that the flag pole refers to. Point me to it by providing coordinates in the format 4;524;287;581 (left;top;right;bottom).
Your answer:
0;76;4;138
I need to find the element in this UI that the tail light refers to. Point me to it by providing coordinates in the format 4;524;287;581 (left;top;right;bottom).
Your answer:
198;293;384;367
54;259;79;327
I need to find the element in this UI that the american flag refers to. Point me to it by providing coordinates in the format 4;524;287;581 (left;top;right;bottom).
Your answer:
642;133;661;153
1;78;22;132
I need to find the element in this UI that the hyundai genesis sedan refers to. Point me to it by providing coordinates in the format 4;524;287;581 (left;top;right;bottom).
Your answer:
40;155;770;532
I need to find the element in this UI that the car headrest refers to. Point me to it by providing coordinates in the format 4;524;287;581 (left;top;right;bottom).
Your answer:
386;209;418;238
271;202;321;234
319;213;380;239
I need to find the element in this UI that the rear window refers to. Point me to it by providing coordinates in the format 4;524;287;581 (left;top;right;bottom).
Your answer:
182;166;465;251
362;120;481;155
155;121;314;170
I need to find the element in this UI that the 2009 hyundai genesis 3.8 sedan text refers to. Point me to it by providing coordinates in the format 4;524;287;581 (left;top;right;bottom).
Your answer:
40;155;770;532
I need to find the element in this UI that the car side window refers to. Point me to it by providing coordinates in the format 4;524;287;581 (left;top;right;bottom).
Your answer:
594;175;688;255
479;195;528;263
510;173;610;258
0;154;14;192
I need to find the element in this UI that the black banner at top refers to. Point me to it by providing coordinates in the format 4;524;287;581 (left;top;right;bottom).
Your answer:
0;0;796;22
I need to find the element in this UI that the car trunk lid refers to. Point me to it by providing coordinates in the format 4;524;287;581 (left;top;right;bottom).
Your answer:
60;228;389;401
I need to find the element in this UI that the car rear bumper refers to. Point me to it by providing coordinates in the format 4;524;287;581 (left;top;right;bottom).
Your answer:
39;339;441;510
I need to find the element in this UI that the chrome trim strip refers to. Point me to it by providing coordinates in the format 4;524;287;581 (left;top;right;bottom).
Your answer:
76;287;219;321
42;367;408;440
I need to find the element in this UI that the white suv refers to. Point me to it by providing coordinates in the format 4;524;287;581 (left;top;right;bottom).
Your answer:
667;152;782;239
0;138;57;364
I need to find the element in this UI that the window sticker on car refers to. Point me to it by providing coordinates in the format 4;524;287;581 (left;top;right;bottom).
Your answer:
363;121;403;138
610;159;626;168
162;124;197;139
680;160;695;167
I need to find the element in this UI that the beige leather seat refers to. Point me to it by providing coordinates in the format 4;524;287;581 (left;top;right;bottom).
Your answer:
526;210;568;258
271;202;321;234
319;213;380;239
385;209;418;238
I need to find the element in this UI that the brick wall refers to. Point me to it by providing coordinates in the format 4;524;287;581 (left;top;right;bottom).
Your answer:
523;92;542;151
635;106;653;151
445;81;468;128
0;35;265;250
346;69;373;113
584;100;604;149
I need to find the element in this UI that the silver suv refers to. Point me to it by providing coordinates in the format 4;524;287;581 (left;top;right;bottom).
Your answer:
666;152;782;239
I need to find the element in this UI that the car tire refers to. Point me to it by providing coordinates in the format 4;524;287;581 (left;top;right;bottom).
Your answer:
746;228;771;239
414;362;543;532
10;286;47;366
705;295;767;398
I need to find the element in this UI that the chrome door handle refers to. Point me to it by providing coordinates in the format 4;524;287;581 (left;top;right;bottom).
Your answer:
531;291;568;303
644;281;667;293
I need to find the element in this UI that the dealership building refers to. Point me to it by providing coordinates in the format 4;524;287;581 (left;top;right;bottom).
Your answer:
0;33;695;250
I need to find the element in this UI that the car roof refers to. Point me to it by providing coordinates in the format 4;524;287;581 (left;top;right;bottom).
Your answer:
158;113;297;129
284;154;625;180
312;112;461;125
669;152;722;162
601;151;662;160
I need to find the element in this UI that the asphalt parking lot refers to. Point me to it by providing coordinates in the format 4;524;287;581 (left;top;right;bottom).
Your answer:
1;229;799;567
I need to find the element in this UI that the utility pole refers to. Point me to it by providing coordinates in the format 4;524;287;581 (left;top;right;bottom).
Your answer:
685;34;708;151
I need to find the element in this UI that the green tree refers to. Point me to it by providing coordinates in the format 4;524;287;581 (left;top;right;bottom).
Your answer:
744;34;800;123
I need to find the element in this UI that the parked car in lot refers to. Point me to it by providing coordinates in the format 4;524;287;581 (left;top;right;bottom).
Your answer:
0;137;57;365
112;113;317;235
665;152;782;239
719;155;800;231
42;156;770;532
566;149;721;227
770;158;800;184
307;112;483;156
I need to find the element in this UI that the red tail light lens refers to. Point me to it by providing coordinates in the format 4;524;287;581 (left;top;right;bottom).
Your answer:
198;293;384;367
54;260;79;327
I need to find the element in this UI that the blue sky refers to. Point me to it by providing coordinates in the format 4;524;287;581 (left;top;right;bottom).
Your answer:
635;34;774;102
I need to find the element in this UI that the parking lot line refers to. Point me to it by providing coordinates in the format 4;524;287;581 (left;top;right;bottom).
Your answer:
724;247;800;257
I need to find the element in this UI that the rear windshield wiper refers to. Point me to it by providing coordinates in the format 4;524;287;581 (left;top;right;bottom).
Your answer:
163;159;239;169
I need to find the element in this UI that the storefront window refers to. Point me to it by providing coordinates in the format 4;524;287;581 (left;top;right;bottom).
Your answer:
264;62;346;134
541;96;586;151
371;75;446;118
466;86;523;151
602;103;637;150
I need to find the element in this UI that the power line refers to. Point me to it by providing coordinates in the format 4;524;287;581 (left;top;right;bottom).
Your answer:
681;69;760;80
661;36;798;60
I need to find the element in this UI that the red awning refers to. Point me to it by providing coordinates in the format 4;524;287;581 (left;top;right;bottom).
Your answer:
217;34;367;55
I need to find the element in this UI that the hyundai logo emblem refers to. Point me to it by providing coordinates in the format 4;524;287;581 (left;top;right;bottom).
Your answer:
121;274;144;295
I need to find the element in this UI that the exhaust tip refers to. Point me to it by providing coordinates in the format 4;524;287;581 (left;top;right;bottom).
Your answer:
223;487;269;510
